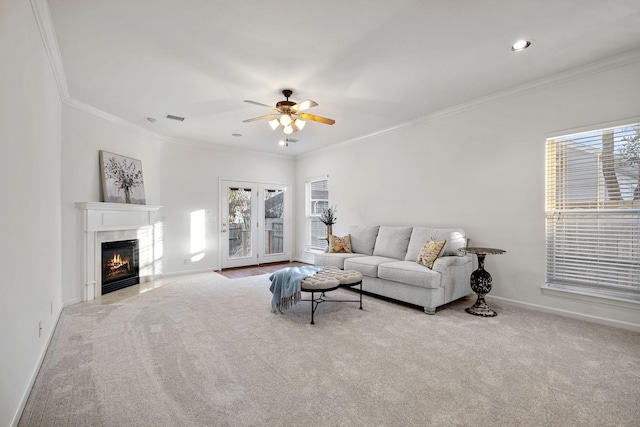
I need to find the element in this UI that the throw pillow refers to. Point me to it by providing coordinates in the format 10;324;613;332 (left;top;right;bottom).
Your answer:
328;235;352;253
416;237;446;269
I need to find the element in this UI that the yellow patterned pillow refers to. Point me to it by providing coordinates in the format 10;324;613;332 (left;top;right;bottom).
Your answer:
328;234;352;253
417;237;446;269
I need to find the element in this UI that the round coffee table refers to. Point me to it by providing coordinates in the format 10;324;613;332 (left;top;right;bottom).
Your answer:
301;267;363;324
460;247;506;317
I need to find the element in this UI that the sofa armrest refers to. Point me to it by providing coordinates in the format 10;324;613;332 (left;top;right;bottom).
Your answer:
433;254;475;302
432;254;473;275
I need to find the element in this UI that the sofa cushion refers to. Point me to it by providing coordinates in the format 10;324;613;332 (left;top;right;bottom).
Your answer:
378;261;442;289
405;227;467;260
344;256;397;278
416;237;446;269
372;226;413;260
314;252;366;269
348;225;380;255
328;235;352;253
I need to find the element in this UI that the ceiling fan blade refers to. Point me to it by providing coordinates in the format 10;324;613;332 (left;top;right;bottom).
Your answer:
297;112;335;125
291;99;318;113
242;113;279;123
244;100;278;110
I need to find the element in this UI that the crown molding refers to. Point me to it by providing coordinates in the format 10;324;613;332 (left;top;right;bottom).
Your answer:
30;0;69;100
298;48;640;159
66;98;292;160
30;0;170;144
30;2;292;160
64;95;294;159
31;0;640;161
64;97;170;141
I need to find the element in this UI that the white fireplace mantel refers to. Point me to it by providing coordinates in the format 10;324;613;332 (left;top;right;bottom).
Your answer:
77;202;162;301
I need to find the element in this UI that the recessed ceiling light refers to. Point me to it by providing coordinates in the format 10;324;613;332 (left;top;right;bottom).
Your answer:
511;40;532;51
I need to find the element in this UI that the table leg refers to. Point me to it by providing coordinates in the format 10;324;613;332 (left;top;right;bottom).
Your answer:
466;254;497;317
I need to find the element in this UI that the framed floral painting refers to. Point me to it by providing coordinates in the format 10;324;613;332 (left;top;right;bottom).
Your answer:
99;151;146;204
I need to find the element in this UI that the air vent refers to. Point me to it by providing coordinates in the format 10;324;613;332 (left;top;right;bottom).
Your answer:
165;114;185;122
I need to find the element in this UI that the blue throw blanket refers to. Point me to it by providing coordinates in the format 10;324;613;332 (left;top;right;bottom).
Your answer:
269;265;322;313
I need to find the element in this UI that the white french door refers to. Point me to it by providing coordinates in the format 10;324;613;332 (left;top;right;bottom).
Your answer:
220;180;290;269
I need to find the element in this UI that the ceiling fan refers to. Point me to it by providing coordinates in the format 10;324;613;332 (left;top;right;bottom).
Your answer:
243;89;335;134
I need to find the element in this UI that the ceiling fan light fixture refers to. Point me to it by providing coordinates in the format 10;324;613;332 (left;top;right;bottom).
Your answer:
279;114;292;126
268;119;280;130
243;89;334;135
279;140;286;146
295;100;313;111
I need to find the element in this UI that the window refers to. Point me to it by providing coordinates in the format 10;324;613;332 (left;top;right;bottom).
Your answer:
306;177;329;251
545;122;640;301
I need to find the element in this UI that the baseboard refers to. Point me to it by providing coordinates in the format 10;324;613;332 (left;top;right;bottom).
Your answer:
486;295;640;333
11;303;64;427
63;297;80;307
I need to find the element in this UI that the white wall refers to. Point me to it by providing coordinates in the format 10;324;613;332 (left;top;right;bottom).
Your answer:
60;106;296;300
160;141;295;274
3;3;636;423
296;58;640;329
60;105;163;304
0;1;63;425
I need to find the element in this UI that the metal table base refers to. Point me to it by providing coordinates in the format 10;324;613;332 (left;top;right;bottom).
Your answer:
301;281;363;325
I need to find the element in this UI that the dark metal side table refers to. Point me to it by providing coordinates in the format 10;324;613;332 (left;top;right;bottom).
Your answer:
460;247;506;317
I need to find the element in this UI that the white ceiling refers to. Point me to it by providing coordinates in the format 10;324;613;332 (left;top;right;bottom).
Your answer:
47;0;640;155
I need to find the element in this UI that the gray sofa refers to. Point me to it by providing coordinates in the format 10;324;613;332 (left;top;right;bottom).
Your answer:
314;225;474;314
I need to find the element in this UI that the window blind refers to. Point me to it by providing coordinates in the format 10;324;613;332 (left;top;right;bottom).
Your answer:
546;123;640;300
306;178;329;251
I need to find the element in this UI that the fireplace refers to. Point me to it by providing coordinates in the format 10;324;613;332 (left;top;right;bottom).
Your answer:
77;202;161;302
101;239;139;294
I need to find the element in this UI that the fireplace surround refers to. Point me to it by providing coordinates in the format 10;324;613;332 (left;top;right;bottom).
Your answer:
77;202;161;301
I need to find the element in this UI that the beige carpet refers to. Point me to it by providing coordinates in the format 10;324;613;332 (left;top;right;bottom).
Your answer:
19;272;640;426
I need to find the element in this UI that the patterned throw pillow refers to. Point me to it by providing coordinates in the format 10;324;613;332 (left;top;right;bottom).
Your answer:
328;235;353;253
416;237;446;269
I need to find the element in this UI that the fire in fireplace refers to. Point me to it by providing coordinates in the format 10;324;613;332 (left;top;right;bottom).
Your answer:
101;239;139;294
